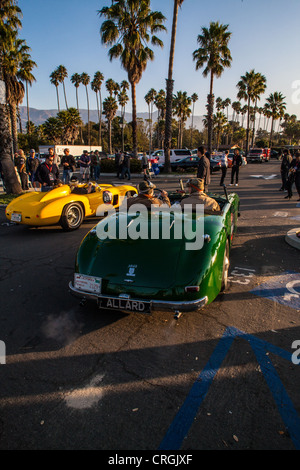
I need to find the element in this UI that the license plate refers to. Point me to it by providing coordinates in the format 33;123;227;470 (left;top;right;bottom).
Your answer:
11;213;21;222
74;273;102;294
98;296;151;314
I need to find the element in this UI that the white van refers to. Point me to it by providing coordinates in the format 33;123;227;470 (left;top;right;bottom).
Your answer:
151;149;192;164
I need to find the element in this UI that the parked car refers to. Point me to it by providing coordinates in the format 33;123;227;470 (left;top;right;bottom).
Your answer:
159;156;221;173
151;149;192;165
5;182;137;231
69;182;240;318
247;148;270;163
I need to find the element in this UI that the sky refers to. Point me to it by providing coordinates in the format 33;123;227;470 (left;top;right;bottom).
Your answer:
17;0;300;119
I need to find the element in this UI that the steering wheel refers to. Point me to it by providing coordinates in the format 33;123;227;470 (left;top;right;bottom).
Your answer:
153;188;164;199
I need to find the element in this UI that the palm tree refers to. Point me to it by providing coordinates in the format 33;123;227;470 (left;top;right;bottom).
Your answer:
173;91;191;148
17;54;36;135
50;69;60;112
0;0;22;194
265;92;286;147
99;0;166;157
232;101;241;124
57;108;82;144
193;21;232;154
154;89;166;148
164;0;185;172
103;96;118;154
2;37;28;154
91;71;105;146
118;88;129;152
190;92;198;147
70;72;83;143
144;88;156;155
237;69;266;153
56;65;68;109
213;111;227;149
80;72;90;146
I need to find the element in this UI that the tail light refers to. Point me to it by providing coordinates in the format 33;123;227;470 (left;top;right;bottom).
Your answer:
185;286;200;292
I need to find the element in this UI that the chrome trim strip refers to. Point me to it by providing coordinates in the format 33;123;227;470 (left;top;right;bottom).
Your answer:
69;282;208;312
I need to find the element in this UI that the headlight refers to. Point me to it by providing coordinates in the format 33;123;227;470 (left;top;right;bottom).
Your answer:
102;191;113;204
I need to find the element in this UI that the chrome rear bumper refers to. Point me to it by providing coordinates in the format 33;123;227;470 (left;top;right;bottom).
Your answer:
69;282;208;314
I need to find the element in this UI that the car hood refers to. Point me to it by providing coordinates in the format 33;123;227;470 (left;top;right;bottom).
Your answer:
76;211;224;290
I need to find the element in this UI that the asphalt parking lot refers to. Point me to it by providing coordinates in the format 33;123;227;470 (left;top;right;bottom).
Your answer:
0;159;300;451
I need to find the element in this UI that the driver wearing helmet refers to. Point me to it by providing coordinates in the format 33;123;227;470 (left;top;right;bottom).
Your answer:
180;178;220;211
127;180;170;209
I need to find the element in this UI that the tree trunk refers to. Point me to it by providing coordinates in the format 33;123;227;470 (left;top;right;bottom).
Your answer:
269;117;274;148
99;90;102;149
131;81;137;157
85;86;90;147
26;81;30;134
10;103;18;155
207;72;214;155
56;86;60;113
0;100;22;194
164;0;180;173
245;97;251;154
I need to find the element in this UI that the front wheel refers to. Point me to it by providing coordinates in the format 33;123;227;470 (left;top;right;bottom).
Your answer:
220;240;230;292
60;202;84;231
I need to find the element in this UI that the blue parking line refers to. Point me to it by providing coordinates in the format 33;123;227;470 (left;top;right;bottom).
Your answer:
159;326;300;450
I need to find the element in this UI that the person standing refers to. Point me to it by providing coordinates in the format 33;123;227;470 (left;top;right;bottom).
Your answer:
197;146;210;192
121;152;131;180
285;152;300;200
61;148;75;184
94;150;101;181
141;152;149;180
16;150;29;190
230;149;242;186
220;150;229;186
78;150;90;182
280;149;293;191
26;149;39;184
48;147;61;167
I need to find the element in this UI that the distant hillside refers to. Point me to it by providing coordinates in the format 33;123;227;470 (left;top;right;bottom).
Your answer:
19;106;205;131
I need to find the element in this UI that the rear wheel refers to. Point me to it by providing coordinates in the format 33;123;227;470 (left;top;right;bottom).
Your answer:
220;240;230;292
60;203;84;231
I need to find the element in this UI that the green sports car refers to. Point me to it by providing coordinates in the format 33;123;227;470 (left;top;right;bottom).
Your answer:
69;182;240;318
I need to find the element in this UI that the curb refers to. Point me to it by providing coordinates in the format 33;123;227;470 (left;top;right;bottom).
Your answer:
285;228;300;250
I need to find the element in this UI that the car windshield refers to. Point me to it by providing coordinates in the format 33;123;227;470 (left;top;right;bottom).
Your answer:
174;150;192;156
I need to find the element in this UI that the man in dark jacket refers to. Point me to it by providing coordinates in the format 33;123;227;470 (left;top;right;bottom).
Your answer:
35;154;60;191
230;149;243;186
280;149;293;191
197;146;210;192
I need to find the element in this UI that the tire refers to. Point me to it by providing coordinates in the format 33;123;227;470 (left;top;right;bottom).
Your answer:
220;240;230;292
60;202;84;231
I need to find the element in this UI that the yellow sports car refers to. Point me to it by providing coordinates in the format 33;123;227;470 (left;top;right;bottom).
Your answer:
5;181;137;230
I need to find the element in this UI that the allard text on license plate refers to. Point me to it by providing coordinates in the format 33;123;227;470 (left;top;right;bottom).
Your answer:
98;297;151;314
11;213;21;222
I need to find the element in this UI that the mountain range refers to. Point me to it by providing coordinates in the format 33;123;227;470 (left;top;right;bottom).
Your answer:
19;106;205;131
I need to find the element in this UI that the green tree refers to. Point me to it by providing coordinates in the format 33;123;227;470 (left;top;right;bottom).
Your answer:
103;96;118;153
193;21;232;154
70;72;83;143
144;88;156;155
213;111;227;149
173;91;191;148
164;0;184;172
57;108;82;144
190;92;198;147
50;69;60;112
80;72;90;146
237;69;266;152
265;91;286;147
0;0;23;194
99;0;166;157
118;88;129;152
56;65;68;109
91;71;105;146
17;54;36;135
